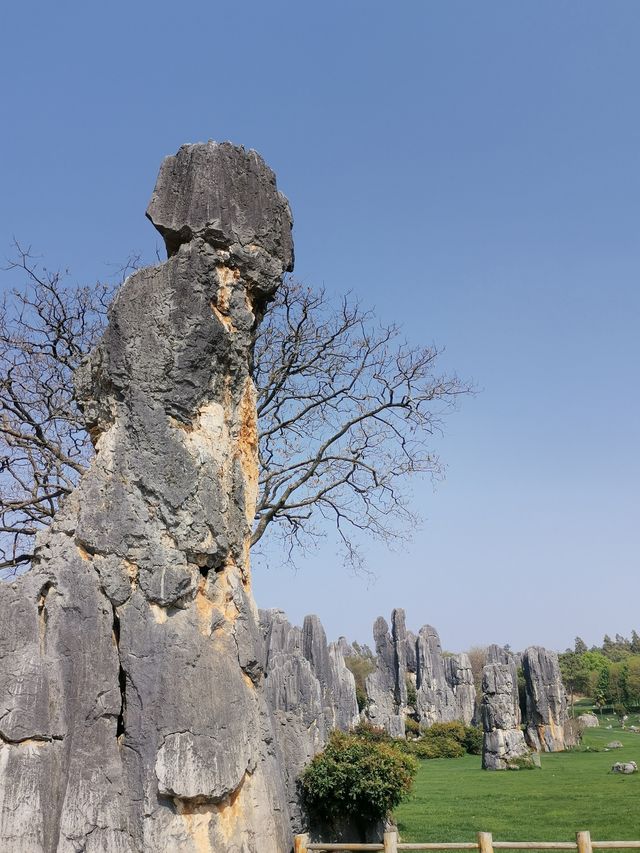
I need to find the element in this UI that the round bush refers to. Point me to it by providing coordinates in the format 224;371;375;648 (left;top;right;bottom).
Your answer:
299;729;417;824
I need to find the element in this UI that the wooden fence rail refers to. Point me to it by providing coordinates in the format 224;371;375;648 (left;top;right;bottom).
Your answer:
294;831;640;853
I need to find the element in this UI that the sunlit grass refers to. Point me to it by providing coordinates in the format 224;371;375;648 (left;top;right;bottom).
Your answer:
395;718;640;843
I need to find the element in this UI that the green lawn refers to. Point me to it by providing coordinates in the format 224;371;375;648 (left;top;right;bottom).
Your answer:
395;719;640;844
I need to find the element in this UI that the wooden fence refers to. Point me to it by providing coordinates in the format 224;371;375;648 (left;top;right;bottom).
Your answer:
294;830;640;853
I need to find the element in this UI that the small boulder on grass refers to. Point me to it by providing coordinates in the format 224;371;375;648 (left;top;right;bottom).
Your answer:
611;761;637;775
606;741;624;749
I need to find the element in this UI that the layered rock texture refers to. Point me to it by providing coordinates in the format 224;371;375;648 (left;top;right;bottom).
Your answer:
415;626;475;727
522;646;569;752
260;610;359;828
481;664;534;770
362;611;475;733
486;644;521;725
365;610;408;736
0;142;294;852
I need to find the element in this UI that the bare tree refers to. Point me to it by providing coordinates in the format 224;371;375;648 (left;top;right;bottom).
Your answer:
253;280;470;568
466;646;488;695
0;248;471;577
0;244;129;575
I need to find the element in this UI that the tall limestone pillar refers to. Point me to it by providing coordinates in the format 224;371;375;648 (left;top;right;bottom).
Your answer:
0;142;294;852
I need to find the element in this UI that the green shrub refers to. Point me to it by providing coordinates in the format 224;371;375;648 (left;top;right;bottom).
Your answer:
424;721;467;742
406;677;418;708
351;720;395;744
507;755;540;770
299;730;418;825
405;717;421;737
462;726;483;755
402;721;482;759
405;737;465;759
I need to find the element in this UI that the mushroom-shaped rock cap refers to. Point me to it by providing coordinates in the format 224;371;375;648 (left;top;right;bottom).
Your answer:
146;141;294;271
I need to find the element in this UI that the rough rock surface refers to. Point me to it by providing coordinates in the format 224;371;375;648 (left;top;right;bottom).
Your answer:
405;630;418;674
415;626;475;726
486;644;521;725
0;142;294;852
365;611;407;736
260;609;358;830
522;646;568;752
611;761;637;774
481;664;533;770
578;713;599;729
444;653;476;725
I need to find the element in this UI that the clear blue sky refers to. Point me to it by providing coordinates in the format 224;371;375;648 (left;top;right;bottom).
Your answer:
1;1;638;653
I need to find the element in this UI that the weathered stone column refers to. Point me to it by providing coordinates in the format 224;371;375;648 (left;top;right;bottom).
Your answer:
0;142;294;852
481;663;534;770
522;646;568;752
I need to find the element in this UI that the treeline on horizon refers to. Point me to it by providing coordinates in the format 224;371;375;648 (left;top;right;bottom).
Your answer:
559;631;640;711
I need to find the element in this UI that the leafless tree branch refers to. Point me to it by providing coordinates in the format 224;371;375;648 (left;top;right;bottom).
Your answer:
0;249;471;578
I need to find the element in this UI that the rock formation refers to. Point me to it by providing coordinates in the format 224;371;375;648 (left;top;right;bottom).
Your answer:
522;646;568;752
444;653;476;725
260;609;358;830
362;612;476;731
578;713;599;729
405;629;418;674
481;663;534;770
415;625;475;726
486;643;521;725
364;610;407;736
0;142;294;852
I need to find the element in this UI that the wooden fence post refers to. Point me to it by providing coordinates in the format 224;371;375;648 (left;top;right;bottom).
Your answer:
384;830;399;853
577;831;593;853
477;831;494;853
294;833;309;853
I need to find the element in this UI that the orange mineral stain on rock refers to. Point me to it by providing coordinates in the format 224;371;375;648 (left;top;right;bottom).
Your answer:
237;378;259;526
195;578;217;636
214;775;247;842
174;800;215;853
210;265;241;333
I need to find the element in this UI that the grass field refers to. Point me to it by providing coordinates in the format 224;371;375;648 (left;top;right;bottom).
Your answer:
395;717;640;844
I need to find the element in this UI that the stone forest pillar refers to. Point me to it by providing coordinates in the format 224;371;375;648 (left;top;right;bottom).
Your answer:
481;663;535;770
0;143;294;852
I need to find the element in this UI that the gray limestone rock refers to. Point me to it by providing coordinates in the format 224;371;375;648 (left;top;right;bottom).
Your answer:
611;761;637;774
147;140;294;277
415;625;462;725
522;646;568;752
260;609;358;831
481;663;533;770
578;713;599;729
486;644;521;725
365;614;405;736
444;653;476;725
405;630;417;674
392;608;408;707
328;643;360;730
336;636;356;658
0;143;293;852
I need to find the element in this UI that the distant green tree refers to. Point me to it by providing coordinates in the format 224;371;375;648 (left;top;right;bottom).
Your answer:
608;663;625;704
574;637;588;654
595;666;611;709
559;652;591;711
621;657;640;706
630;631;640;655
